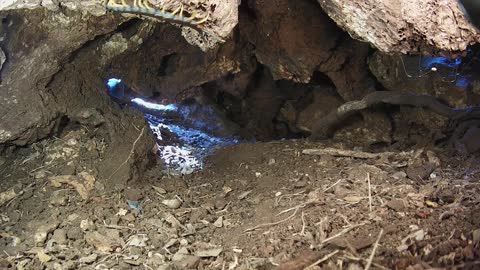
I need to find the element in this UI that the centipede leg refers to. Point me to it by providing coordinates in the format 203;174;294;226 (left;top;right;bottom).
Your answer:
171;5;182;16
143;0;154;11
195;12;209;24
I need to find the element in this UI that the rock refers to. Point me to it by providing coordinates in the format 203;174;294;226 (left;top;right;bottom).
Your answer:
79;253;98;264
387;199;407;212
127;234;149;247
157;265;173;270
50;190;69;206
392;171;407;180
80;219;95;231
85;231;116;253
406;163;437;182
214;197;228;210
162;199;182;209
294;180;307;189
213;216;224;228
319;0;480;55
52;229;68;245
195;248;223;258
34;170;48;180
459;127;480;153
124;187;143;201
34;221;60;245
67;227;83;241
172;254;201;269
473;229;480;245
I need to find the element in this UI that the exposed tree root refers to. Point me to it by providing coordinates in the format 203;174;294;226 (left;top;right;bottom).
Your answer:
309;91;480;141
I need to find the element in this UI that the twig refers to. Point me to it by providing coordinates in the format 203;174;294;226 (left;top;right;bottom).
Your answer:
304;250;339;269
107;127;145;181
303;148;397;159
367;173;372;212
324;179;343;192
320;223;366;245
364;229;383;270
245;207;299;232
342;254;389;270
276;203;307;216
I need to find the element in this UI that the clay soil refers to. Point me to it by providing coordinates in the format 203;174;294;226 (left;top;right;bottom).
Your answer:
1;135;480;270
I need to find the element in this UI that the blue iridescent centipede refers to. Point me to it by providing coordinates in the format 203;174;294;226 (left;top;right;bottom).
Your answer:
101;0;210;26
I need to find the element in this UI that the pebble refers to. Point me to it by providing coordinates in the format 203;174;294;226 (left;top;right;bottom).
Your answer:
214;197;228;210
172;254;201;269
67;227;83;240
50;190;69;206
80;219;95;231
79;253;98;264
52;229;68;245
162;199;182;209
34;222;60;245
387;199;407;212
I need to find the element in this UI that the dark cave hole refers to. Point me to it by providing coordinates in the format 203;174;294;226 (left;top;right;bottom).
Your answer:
106;77;241;176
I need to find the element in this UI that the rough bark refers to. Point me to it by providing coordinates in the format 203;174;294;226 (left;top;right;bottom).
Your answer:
318;0;480;56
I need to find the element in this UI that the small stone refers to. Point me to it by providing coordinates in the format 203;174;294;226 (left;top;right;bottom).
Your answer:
129;246;143;256
123;213;136;222
37;250;52;263
80;219;95;231
34;170;47;180
50;190;68;206
213;216;223;228
238;190;252;200
268;158;276;165
61;164;76;176
392;171;407;180
255;172;261;178
214;197;228;210
85;231;115;253
387;199;406;212
124;187;143;201
294;180;307;188
79;253;98;264
67;227;83;240
473;229;480;245
34;222;60;245
152;186;167;194
172;254;200;269
162;199;182;209
52;229;68;245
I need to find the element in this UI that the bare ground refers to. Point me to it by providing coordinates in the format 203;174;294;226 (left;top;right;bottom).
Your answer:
1;131;480;269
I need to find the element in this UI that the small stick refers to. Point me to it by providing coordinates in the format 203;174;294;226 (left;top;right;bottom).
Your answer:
304;250;339;269
364;229;383;270
245;207;299;232
320;223;366;245
323;179;343;192
107;127;145;181
367;172;372;212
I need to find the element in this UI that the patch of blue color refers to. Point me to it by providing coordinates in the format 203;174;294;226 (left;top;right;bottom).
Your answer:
456;76;471;88
422;56;462;70
131;97;178;112
107;78;122;91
